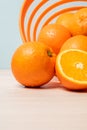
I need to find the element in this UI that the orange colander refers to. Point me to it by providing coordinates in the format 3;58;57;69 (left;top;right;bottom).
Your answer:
19;0;87;43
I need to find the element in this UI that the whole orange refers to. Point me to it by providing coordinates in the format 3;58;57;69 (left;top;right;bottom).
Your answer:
56;12;74;34
73;8;87;36
55;49;87;90
11;42;56;87
60;35;87;52
56;8;87;36
37;24;71;54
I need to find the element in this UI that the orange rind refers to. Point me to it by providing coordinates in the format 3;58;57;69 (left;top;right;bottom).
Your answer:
56;49;87;90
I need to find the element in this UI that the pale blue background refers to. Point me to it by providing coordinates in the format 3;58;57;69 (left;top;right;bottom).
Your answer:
0;0;23;69
0;0;87;69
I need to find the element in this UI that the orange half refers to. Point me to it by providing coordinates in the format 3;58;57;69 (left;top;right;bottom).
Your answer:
55;49;87;90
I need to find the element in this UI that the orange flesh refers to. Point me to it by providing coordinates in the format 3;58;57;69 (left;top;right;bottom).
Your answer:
60;51;87;81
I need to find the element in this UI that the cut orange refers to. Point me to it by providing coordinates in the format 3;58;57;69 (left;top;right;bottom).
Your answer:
55;49;87;90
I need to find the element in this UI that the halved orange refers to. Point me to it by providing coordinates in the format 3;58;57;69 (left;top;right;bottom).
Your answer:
55;49;87;90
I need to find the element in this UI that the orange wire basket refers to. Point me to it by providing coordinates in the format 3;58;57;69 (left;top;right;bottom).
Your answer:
19;0;87;43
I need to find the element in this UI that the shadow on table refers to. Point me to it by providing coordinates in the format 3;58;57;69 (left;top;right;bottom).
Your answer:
18;76;87;93
23;76;62;89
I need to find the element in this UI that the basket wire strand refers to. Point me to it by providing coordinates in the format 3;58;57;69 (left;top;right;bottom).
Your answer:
19;0;87;43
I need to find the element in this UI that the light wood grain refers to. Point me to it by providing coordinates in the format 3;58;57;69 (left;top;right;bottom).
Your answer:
0;70;87;130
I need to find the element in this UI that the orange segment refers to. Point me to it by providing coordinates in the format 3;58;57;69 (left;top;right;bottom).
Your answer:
56;49;87;90
61;50;87;81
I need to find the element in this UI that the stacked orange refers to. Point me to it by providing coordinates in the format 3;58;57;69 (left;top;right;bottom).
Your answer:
56;8;87;36
11;7;87;90
55;8;87;90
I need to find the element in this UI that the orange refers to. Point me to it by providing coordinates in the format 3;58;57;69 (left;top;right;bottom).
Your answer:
56;12;74;34
56;12;76;36
73;8;87;36
60;35;87;52
56;8;87;36
11;42;56;87
37;24;71;54
55;49;87;90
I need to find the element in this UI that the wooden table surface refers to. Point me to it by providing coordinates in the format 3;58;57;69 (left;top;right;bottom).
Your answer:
1;70;87;130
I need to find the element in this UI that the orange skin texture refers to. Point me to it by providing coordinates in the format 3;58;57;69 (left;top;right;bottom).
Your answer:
60;35;87;52
55;49;87;90
73;8;87;36
56;12;74;34
37;24;71;54
11;42;56;87
56;8;87;36
56;12;77;36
